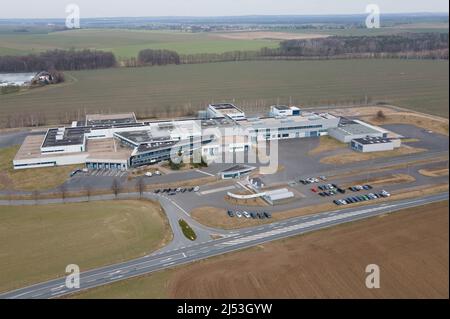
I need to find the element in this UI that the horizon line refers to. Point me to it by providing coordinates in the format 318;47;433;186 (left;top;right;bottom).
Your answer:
0;11;448;21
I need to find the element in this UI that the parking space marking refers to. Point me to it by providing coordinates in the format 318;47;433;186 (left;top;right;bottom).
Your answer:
200;185;236;196
195;169;215;177
221;204;397;247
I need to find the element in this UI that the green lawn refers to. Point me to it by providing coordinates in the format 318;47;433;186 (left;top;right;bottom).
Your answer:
0;200;171;293
0;28;279;58
0;59;447;127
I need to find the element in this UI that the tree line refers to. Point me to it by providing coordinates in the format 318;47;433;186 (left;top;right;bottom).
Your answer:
1;33;447;73
276;32;449;57
0;49;117;73
173;32;449;65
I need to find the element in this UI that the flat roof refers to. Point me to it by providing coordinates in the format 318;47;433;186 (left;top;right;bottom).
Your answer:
115;130;158;145
14;135;85;161
86;113;136;126
86;138;132;161
210;103;244;115
222;164;256;173
272;105;291;110
330;123;381;136
353;137;393;145
42;127;87;148
239;112;337;130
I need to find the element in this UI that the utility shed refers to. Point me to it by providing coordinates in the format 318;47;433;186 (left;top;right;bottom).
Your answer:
328;122;384;143
263;188;294;205
351;136;401;153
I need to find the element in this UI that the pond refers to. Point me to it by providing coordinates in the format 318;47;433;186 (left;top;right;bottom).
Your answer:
0;73;36;86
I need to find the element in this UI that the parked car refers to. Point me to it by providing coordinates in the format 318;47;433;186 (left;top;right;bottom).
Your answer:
235;211;243;218
193;186;200;192
243;211;251;219
250;212;257;219
381;190;391;197
145;172;153;177
337;188;346;194
227;210;234;217
188;187;194;192
320;176;327;181
154;170;161;176
154;189;161;194
311;187;318;193
264;212;272;219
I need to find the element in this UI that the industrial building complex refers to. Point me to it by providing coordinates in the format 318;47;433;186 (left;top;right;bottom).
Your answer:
13;103;394;171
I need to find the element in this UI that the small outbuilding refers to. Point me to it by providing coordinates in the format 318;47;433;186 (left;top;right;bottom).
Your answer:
351;136;401;153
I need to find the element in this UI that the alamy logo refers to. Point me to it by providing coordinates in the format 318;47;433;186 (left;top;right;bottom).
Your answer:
65;4;81;29
365;264;380;289
65;264;80;289
365;4;381;29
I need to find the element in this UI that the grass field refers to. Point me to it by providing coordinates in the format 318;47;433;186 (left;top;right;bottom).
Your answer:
0;59;448;128
1;25;447;58
0;29;280;58
72;200;449;299
285;26;449;37
320;145;427;165
0;200;171;293
0;145;77;191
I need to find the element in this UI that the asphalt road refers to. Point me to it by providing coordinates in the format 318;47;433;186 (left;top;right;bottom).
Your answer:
1;192;447;299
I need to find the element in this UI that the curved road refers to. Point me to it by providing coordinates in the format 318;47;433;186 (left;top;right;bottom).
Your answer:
0;192;447;299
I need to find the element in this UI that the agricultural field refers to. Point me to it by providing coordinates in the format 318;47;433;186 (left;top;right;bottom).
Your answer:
281;22;449;36
0;200;171;292
0;28;280;58
0;59;448;128
72;200;449;299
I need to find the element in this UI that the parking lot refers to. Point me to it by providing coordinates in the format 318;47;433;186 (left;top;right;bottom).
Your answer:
76;169;128;178
227;210;272;220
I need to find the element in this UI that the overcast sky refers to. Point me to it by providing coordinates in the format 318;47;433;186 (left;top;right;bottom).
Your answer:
1;0;448;19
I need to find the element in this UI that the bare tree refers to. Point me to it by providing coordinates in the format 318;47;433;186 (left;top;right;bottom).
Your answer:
111;178;121;199
137;177;146;199
376;110;386;120
85;185;93;201
32;190;40;204
58;184;68;203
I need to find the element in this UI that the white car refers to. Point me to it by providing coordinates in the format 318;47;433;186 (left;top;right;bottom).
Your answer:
235;211;243;218
193;186;200;192
243;211;251;219
381;190;391;197
155;170;161;176
145;172;153;177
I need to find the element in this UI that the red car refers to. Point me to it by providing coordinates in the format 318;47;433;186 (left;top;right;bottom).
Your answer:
311;187;318;193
